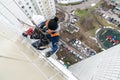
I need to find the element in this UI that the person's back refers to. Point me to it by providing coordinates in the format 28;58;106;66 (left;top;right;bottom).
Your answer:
44;17;60;57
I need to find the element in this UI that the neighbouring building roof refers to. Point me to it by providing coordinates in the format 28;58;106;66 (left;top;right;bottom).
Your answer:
69;44;120;80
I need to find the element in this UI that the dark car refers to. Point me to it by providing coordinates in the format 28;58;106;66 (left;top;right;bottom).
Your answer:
111;19;116;23
107;17;112;21
89;51;96;56
118;14;120;18
109;18;114;22
99;13;104;16
115;21;119;25
71;39;76;44
118;24;120;27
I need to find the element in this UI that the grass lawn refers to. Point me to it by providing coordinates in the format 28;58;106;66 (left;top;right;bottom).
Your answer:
75;9;88;17
87;19;101;37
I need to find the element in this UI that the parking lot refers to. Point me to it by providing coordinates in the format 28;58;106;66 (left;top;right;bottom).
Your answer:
57;38;96;66
70;38;96;57
97;8;120;27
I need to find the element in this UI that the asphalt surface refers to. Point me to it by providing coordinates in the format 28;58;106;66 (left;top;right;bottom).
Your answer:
57;0;101;13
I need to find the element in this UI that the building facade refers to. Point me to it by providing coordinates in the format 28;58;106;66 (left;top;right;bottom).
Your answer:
15;0;56;19
0;0;56;30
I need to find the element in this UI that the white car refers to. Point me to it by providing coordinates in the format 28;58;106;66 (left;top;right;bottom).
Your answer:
71;10;75;15
79;55;83;60
102;14;106;17
75;40;79;44
77;45;81;48
78;41;81;45
72;51;77;55
105;16;109;19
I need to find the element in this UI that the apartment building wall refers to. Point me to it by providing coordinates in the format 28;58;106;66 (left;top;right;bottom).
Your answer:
0;0;32;31
36;0;56;19
14;0;56;19
0;0;56;31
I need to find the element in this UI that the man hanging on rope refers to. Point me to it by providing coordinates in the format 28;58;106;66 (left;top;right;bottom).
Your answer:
22;16;60;57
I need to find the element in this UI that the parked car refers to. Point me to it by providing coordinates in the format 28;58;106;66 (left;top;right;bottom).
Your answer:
107;17;112;21
71;18;77;24
75;40;79;44
114;21;119;25
118;14;120;18
77;44;81;48
76;54;83;60
70;10;75;16
89;51;96;56
102;14;106;17
72;51;77;55
99;13;103;16
109;18;114;22
79;56;83;60
108;9;113;15
111;19;116;23
71;39;76;44
118;24;120;27
104;15;109;19
78;41;81;45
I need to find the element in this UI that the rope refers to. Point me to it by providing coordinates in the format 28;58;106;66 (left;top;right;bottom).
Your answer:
17;18;50;43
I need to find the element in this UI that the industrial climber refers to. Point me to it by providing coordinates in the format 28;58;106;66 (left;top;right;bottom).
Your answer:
22;15;60;57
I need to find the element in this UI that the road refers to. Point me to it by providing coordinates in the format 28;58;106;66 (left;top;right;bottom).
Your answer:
56;0;101;13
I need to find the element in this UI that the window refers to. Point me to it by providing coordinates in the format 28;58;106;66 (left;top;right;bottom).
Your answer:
29;6;31;9
26;2;29;5
21;6;25;9
27;13;29;16
44;1;47;4
40;5;42;8
32;3;34;6
25;10;27;12
18;1;22;5
31;10;33;12
29;16;31;19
